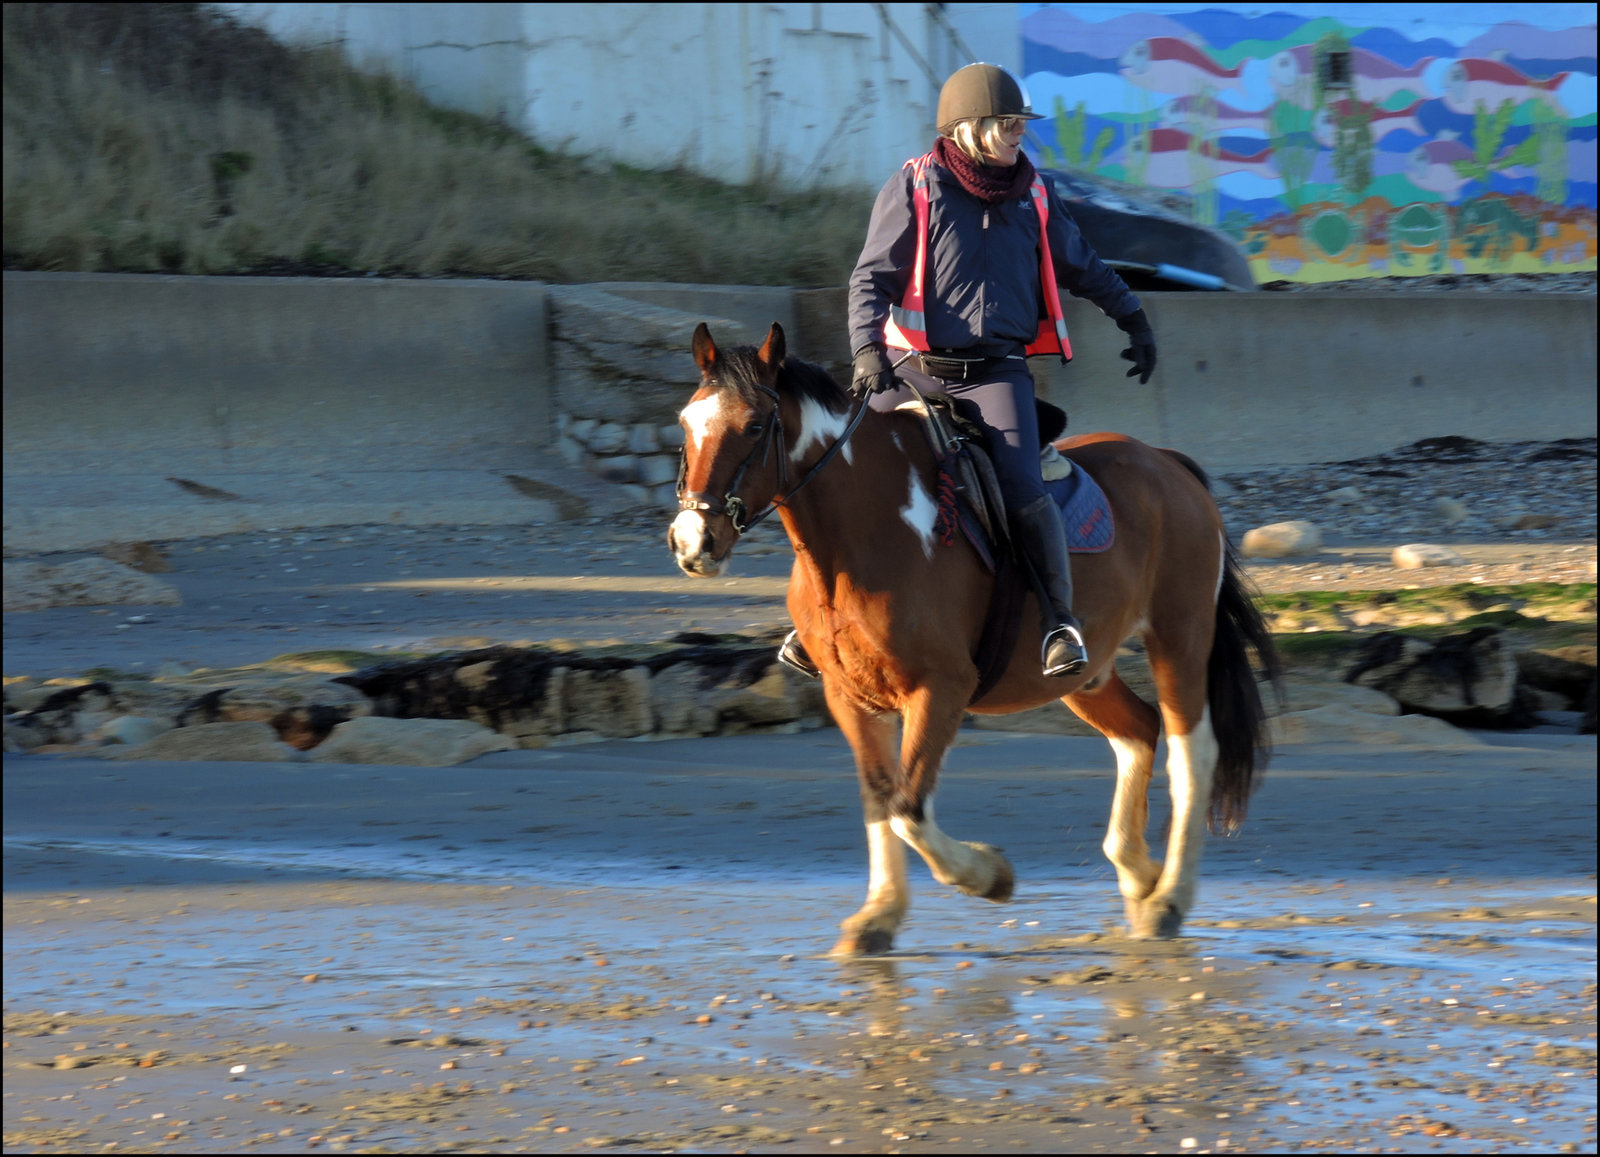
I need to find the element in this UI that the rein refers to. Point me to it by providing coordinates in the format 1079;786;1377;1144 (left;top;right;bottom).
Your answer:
677;380;870;536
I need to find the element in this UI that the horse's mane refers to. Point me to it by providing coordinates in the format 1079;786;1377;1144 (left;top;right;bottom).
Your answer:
715;346;850;410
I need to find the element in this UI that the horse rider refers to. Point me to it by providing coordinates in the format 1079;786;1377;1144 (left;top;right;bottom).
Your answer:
780;61;1157;681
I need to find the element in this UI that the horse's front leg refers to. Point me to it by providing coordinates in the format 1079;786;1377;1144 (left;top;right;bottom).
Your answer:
1064;671;1165;917
889;684;1014;904
824;681;910;956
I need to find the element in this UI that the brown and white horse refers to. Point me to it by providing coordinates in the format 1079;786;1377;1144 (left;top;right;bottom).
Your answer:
669;322;1279;953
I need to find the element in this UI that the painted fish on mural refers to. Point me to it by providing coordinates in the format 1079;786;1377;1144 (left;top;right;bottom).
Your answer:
1442;58;1569;116
1119;37;1249;95
1312;98;1427;148
1405;132;1476;198
1158;93;1276;133
1269;45;1435;108
1113;127;1278;188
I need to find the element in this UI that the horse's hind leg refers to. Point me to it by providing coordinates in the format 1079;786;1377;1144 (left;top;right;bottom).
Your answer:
1136;626;1220;940
825;682;910;956
1064;671;1164;918
889;685;1014;904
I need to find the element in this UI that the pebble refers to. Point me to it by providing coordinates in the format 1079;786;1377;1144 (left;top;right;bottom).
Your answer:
1392;543;1465;569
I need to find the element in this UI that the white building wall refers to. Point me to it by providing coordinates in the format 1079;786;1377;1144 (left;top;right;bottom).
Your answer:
216;2;1022;190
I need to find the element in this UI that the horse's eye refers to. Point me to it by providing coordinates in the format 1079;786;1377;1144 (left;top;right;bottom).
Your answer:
744;420;765;438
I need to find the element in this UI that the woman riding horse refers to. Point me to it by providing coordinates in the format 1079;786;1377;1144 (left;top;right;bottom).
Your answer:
780;62;1159;682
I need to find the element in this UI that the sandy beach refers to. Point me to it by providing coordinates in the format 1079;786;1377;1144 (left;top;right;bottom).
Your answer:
6;724;1596;1153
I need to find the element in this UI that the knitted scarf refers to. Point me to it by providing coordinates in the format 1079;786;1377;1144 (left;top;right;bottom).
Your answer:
932;136;1036;205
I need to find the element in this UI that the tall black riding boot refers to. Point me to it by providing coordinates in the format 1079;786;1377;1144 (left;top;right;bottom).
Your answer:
1013;494;1088;677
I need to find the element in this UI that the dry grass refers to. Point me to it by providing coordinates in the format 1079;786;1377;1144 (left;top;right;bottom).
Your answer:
2;3;870;285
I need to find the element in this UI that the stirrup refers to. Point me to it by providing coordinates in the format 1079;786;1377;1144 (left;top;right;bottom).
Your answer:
777;630;820;679
1041;622;1088;678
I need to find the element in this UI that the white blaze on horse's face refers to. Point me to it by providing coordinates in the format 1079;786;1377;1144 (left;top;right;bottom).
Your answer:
789;397;853;467
670;389;733;575
900;465;938;559
679;390;734;454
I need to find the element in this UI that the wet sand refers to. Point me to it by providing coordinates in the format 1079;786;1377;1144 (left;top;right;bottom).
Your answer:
5;729;1595;1153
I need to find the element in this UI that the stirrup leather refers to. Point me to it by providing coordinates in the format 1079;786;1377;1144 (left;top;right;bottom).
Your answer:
1041;622;1088;678
777;630;820;679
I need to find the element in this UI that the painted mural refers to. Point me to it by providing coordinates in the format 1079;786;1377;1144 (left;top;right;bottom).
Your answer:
1020;3;1598;282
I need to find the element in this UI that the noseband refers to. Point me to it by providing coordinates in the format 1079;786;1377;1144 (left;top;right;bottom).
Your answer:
676;381;867;535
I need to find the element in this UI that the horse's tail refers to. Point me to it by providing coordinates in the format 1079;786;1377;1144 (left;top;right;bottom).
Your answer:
1207;537;1282;832
1162;447;1282;833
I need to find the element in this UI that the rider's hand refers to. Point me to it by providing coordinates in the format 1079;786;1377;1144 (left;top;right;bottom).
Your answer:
1115;309;1157;385
849;344;895;397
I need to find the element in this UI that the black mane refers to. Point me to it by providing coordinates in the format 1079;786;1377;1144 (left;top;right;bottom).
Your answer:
714;345;850;410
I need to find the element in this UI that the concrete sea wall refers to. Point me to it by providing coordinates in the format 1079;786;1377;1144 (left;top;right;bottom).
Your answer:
4;271;1594;553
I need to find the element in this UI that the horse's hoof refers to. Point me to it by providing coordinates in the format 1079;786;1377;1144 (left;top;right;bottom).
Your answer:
832;927;895;956
978;847;1015;903
1128;898;1184;940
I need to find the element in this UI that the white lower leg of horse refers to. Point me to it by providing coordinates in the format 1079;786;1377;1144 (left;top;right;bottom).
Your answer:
1152;707;1217;914
890;798;998;894
862;819;908;921
1102;735;1162;900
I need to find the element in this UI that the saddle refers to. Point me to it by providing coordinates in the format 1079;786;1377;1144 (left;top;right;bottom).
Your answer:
897;392;1109;558
897;392;1011;550
898;392;1113;703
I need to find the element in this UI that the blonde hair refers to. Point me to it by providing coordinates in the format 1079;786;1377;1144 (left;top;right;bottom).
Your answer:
946;117;1011;164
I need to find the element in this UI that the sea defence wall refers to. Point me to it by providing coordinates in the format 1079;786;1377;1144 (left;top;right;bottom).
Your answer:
5;271;1594;552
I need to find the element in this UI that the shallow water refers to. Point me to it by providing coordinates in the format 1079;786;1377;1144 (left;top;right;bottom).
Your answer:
5;731;1595;1152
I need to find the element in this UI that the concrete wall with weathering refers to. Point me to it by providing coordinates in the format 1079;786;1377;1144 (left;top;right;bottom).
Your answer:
788;286;1599;467
217;1;1020;190
4;272;1594;496
2;273;552;477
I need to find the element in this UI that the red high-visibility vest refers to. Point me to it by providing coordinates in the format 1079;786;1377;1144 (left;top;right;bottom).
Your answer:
882;152;1072;362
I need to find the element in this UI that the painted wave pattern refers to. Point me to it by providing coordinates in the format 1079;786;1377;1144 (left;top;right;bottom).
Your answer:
1020;7;1598;282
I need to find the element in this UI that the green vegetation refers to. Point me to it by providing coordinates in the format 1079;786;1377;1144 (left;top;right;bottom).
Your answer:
1258;583;1597;675
2;3;871;284
1257;582;1595;621
82;666;151;682
261;650;428;674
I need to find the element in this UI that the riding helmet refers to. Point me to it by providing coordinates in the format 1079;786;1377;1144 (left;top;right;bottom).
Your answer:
936;63;1042;135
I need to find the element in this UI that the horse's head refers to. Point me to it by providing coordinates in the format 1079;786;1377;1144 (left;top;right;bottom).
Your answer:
669;321;788;577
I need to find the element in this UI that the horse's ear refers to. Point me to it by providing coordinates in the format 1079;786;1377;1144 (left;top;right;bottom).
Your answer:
692;322;717;376
757;322;785;369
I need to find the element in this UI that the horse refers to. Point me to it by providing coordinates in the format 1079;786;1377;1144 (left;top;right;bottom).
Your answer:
668;321;1280;954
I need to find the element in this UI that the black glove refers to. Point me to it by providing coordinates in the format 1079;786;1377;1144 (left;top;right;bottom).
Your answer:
849;344;895;397
1115;309;1157;385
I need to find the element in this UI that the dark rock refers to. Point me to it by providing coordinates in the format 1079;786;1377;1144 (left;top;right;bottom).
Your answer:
11;681;116;746
1345;628;1537;729
1515;646;1598;709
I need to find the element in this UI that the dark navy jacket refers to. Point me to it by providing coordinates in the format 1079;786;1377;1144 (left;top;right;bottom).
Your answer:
847;154;1142;357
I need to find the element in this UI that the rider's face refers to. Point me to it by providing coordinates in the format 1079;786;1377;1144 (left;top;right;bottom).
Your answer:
984;117;1026;166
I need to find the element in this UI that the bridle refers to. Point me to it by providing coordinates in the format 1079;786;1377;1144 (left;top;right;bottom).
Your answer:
676;379;869;536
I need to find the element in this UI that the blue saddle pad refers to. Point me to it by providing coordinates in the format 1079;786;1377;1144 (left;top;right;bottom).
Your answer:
951;452;1115;571
1045;460;1115;553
